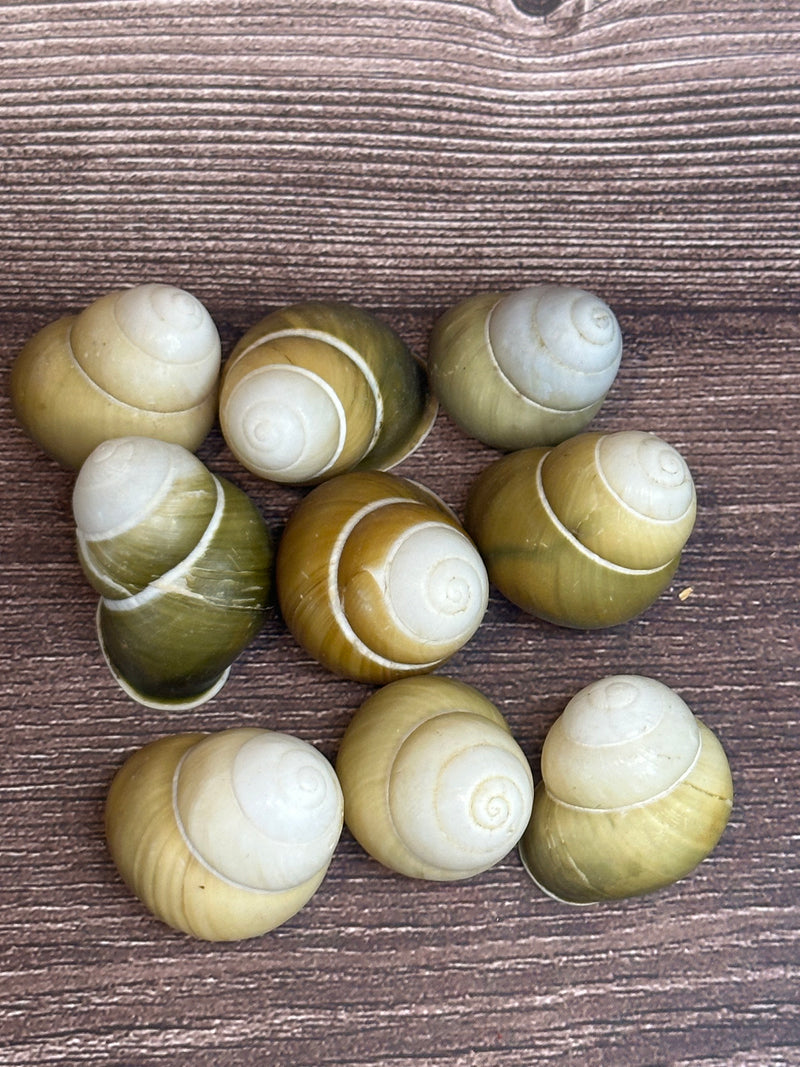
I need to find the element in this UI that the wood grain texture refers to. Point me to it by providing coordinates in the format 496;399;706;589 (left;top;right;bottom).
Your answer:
1;2;798;1065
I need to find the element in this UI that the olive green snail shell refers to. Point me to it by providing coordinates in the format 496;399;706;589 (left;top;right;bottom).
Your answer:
464;429;697;629
519;675;733;904
72;436;273;709
105;728;344;940
336;675;534;880
276;470;489;684
219;300;438;485
429;284;622;450
11;283;220;469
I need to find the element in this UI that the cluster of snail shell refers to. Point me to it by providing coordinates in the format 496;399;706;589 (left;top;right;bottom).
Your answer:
11;280;733;940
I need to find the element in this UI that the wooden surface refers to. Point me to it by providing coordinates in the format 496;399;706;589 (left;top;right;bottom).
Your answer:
1;2;798;1064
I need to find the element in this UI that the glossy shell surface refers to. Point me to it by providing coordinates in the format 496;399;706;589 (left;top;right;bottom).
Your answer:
73;436;273;707
220;300;437;484
276;470;489;683
464;430;696;628
105;728;344;940
429;284;622;450
336;675;534;880
11;283;220;468
519;675;734;903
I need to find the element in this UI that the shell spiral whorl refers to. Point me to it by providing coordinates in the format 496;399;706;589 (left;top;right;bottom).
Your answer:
464;429;697;628
174;730;344;892
519;675;734;904
220;300;437;484
429;283;622;450
276;471;489;683
73;436;273;708
335;675;534;880
106;728;344;940
388;712;533;872
10;283;221;468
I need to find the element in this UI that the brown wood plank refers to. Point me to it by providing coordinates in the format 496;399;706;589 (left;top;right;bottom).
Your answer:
1;2;799;1065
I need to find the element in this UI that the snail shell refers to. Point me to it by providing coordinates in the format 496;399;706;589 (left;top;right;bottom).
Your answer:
219;300;437;484
73;436;273;708
276;471;489;684
11;283;220;468
464;430;696;628
106;728;344;940
519;675;733;903
336;675;534;880
429;284;622;450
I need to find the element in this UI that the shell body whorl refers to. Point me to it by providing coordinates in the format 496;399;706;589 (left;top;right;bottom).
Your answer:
429;284;622;450
73;436;273;708
276;471;489;684
105;728;344;940
219;301;437;484
519;675;733;904
464;430;696;629
335;675;534;880
11;283;220;468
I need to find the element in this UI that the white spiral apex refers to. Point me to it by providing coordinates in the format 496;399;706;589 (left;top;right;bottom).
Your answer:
383;522;489;650
174;729;344;893
489;284;623;410
223;365;348;482
542;675;701;811
389;712;534;874
598;431;696;522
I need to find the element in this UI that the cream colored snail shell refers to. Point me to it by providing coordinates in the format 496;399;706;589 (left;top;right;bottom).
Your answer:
106;728;344;940
336;675;534;880
276;470;489;684
519;675;733;904
11;283;220;468
73;436;273;708
219;300;438;484
464;430;697;629
429;284;622;450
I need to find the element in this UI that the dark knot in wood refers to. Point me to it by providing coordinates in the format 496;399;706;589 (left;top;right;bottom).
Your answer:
511;0;564;15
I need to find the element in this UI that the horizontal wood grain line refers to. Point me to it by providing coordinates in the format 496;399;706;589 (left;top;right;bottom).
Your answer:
3;77;799;106
1;7;796;44
2;64;798;103
1;6;795;34
6;119;799;152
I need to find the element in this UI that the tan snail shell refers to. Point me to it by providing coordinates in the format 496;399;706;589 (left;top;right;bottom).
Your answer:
73;436;273;708
519;675;733;904
429;284;622;450
464;430;697;628
336;675;534;880
106;728;344;940
219;300;437;484
276;471;489;684
11;283;220;468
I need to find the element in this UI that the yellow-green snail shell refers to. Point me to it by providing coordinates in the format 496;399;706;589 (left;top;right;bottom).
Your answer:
429;284;622;450
276;471;489;684
219;300;438;484
336;675;533;880
464;429;697;628
519;675;733;904
72;436;273;708
106;728;344;940
11;283;221;469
